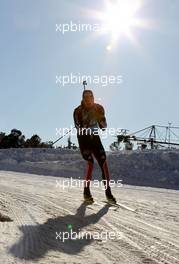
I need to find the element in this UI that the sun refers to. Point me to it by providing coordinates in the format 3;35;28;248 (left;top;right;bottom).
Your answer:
96;0;144;49
80;0;152;51
107;1;141;32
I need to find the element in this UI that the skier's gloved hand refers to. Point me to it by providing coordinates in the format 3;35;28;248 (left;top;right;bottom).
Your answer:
98;119;107;129
97;105;107;129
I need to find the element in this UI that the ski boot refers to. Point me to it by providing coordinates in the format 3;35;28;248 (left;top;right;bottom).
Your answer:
105;187;116;204
83;187;94;204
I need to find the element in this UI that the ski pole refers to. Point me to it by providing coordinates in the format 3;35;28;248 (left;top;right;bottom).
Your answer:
83;80;87;90
52;127;75;146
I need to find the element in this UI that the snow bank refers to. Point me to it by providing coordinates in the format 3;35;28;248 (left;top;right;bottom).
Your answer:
0;148;179;189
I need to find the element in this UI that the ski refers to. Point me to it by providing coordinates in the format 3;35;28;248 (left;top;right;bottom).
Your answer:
81;200;136;212
102;201;136;212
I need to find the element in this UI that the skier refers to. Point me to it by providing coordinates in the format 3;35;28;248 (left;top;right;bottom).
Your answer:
73;89;116;204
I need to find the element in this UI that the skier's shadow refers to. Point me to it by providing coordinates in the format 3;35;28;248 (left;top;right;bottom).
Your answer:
9;202;110;260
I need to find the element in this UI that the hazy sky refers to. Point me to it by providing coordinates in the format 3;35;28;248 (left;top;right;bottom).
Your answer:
0;0;178;149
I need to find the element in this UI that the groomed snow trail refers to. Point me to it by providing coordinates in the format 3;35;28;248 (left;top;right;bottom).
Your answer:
0;171;179;264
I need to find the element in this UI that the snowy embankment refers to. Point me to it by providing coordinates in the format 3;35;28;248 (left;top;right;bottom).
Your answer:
0;148;179;189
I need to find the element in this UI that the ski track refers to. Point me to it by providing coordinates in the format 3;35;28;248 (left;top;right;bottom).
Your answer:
0;188;114;263
0;171;179;264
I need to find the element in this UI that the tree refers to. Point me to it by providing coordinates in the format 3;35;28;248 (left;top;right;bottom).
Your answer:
24;134;41;148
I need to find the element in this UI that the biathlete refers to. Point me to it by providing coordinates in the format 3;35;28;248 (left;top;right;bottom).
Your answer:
73;89;116;204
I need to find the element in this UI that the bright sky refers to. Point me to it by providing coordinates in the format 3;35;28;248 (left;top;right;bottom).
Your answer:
0;0;178;149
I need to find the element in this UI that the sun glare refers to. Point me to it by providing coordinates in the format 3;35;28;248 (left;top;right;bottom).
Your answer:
96;0;144;49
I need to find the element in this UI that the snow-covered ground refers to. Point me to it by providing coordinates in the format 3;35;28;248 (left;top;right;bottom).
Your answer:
0;149;179;263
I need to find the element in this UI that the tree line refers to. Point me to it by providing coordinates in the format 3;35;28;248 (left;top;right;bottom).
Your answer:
0;129;53;149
